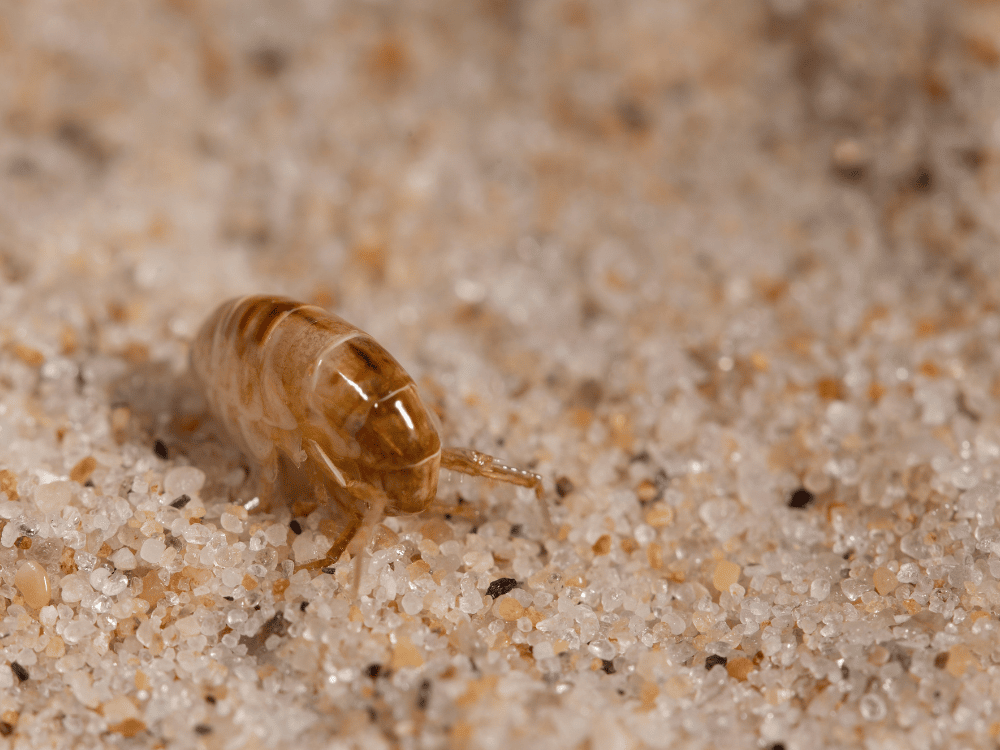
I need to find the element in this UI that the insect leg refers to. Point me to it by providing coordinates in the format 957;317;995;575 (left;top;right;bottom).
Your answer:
271;449;362;575
346;491;388;598
440;447;551;531
294;510;364;573
295;488;387;600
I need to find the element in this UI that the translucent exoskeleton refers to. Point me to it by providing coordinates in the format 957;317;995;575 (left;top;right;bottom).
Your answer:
190;295;546;579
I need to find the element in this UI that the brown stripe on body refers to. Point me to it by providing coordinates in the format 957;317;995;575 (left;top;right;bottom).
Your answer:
347;339;381;374
289;307;321;327
286;306;363;342
235;302;260;337
249;299;300;345
268;304;365;374
256;303;365;406
232;297;301;358
339;336;413;397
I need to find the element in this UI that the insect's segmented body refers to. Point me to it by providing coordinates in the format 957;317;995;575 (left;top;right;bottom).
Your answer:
192;295;442;514
191;295;544;573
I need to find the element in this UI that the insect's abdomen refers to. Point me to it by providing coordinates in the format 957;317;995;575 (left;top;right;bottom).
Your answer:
192;296;353;462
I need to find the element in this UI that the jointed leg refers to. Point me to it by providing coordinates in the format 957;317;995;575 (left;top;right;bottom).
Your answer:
295;483;388;600
294;507;365;573
347;491;387;597
292;466;368;574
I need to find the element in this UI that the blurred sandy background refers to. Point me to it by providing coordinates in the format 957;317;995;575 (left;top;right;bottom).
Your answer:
2;1;1000;748
4;0;996;337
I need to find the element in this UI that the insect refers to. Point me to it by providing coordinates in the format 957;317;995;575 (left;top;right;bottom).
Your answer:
190;295;546;575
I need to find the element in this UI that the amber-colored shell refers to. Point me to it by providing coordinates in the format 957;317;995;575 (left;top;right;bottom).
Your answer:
191;295;543;573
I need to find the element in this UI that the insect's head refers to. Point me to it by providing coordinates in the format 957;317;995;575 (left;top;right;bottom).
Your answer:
354;385;442;514
312;336;442;513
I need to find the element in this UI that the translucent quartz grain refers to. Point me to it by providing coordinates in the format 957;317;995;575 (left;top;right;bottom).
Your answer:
458;589;483;614
841;579;868;601
14;560;51;608
510;588;533;607
663;612;686;635
533;641;555;659
401;591;424;615
139;538;167;564
221;512;243;533
533;591;554;608
587;639;615;660
60;573;89;602
163;467;205;499
63;618;96;644
35;481;74;513
220;568;243;587
110;548;137;570
0;522;19;546
810;578;831;601
103;572;129;596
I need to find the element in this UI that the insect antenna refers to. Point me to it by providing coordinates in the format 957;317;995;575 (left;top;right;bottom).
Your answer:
440;447;551;532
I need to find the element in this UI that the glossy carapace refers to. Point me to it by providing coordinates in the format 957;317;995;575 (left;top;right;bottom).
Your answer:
191;295;544;573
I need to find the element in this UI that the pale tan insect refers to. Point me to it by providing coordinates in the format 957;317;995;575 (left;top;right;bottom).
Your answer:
191;295;546;575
